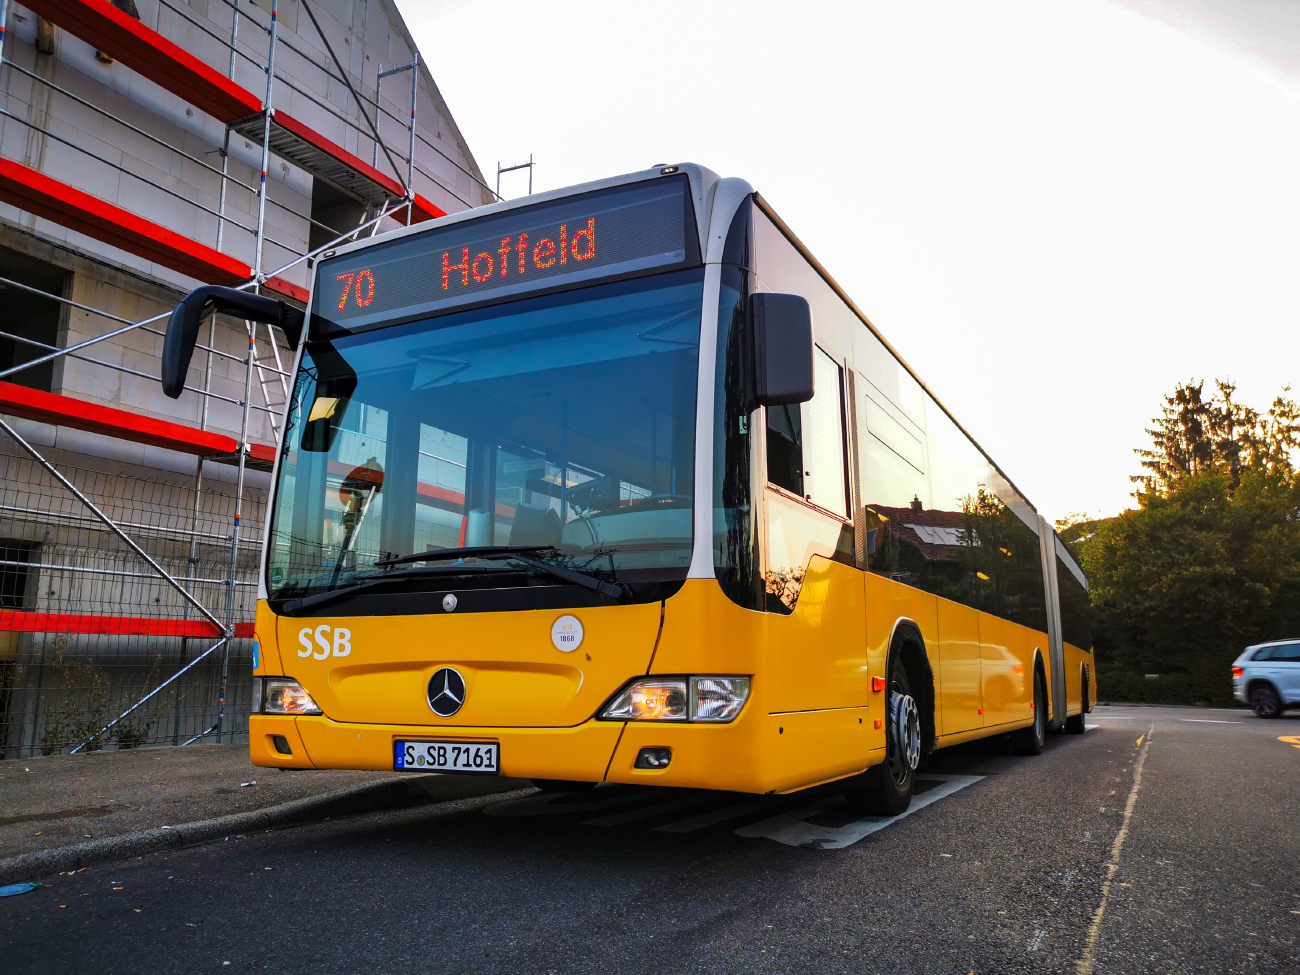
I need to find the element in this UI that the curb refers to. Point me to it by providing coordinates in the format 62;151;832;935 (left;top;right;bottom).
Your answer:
0;777;451;886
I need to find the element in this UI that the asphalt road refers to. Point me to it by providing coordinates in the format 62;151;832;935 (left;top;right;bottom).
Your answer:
3;705;1298;974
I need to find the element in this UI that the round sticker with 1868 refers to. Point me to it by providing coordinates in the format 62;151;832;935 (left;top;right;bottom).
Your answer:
551;615;583;652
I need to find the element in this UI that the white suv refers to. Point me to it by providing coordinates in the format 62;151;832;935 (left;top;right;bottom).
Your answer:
1233;640;1300;718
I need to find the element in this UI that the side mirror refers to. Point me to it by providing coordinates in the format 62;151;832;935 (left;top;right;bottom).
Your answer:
161;285;306;399
751;292;814;407
299;342;357;453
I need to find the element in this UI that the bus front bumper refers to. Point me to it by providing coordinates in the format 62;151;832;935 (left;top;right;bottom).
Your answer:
249;708;809;794
250;714;623;783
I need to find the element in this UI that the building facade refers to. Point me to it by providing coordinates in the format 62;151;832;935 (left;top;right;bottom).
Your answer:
0;0;491;756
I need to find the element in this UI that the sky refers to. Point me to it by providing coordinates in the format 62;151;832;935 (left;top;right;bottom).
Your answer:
397;0;1300;523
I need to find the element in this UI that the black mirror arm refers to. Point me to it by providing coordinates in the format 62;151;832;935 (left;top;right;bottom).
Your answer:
161;285;306;399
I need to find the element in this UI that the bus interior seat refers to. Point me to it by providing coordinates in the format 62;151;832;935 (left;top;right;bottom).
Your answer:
509;503;563;549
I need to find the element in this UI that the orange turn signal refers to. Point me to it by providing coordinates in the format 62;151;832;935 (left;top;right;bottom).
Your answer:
872;677;886;692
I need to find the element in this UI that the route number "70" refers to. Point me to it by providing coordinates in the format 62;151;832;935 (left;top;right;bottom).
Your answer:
336;269;376;311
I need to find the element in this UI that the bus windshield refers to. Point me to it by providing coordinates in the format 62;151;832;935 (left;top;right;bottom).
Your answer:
266;268;704;601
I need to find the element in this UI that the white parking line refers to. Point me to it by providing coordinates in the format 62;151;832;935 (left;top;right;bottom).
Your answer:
654;796;775;833
483;789;650;817
1180;719;1241;724
733;796;845;840
738;774;983;850
482;772;985;850
585;792;709;827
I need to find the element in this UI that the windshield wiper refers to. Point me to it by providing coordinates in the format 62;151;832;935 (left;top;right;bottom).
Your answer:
279;547;626;614
279;565;490;614
373;545;551;569
376;546;627;599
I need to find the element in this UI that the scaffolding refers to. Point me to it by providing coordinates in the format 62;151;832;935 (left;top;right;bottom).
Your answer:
0;0;488;757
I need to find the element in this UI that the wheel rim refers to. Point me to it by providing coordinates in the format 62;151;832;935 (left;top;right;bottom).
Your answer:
888;688;921;784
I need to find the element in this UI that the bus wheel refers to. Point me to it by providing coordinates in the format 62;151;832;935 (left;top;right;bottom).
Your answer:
1064;678;1088;734
1010;667;1046;756
844;656;919;816
530;779;599;793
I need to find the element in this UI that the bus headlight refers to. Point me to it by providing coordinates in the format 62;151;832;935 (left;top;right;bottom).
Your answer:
599;677;750;723
691;677;751;722
602;679;688;721
262;678;322;715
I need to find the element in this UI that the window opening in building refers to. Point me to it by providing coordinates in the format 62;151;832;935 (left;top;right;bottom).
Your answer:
310;179;368;254
0;247;68;393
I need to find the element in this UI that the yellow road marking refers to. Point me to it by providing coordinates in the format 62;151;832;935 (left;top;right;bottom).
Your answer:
1279;736;1300;750
1136;735;1144;746
1077;722;1155;975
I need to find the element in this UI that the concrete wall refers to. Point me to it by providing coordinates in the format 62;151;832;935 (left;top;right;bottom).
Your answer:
0;0;492;754
0;0;491;437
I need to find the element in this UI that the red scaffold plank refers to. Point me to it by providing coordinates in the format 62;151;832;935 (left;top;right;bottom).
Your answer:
0;160;310;302
0;379;242;456
274;112;406;201
263;276;310;304
25;0;433;223
22;0;261;123
0;610;255;639
393;193;447;226
249;443;279;465
0;159;252;284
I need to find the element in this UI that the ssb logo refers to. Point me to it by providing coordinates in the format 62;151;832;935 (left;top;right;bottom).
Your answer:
298;624;352;659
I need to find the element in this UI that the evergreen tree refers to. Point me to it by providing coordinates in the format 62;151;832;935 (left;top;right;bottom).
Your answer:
1077;379;1300;705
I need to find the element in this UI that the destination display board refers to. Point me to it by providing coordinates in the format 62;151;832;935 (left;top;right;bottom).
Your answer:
311;175;699;331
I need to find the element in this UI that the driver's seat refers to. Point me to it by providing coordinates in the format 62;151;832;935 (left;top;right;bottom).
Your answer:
509;504;563;549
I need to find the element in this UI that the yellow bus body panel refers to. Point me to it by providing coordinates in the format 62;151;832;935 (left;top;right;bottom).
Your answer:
935;597;982;736
271;599;662;728
248;551;1054;791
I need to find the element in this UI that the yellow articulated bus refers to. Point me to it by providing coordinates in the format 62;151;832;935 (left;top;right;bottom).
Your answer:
162;164;1094;814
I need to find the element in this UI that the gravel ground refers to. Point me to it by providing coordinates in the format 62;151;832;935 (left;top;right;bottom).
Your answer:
0;744;393;859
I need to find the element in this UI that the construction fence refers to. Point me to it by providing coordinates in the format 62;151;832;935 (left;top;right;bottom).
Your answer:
0;447;265;757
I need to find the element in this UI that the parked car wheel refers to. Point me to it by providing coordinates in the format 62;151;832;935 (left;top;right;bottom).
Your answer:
1249;684;1282;719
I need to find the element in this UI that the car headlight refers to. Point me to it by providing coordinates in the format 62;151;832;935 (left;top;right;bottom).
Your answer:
600;676;750;723
261;678;322;715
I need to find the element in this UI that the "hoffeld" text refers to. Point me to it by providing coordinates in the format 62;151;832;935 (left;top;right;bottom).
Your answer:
441;217;596;291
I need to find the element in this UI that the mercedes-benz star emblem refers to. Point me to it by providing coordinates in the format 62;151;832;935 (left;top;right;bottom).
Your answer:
427;667;466;718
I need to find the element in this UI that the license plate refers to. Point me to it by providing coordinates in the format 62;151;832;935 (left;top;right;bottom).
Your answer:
394;740;499;774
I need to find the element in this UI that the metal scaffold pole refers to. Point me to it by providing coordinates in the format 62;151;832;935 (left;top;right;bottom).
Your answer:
408;52;418;223
0;0;458;756
210;0;280;744
0;0;11;70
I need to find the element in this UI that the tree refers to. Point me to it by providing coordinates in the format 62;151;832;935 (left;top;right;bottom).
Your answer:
1083;380;1300;705
1133;380;1300;495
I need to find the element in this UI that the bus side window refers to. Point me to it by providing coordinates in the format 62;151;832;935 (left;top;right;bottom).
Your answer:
766;403;803;496
803;349;848;518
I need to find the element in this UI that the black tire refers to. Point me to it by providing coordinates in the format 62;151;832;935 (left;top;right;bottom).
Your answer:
1010;667;1047;755
844;654;921;816
530;779;599;793
1249;684;1283;719
1064;673;1088;734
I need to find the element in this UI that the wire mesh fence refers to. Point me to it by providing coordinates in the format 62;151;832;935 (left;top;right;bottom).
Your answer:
0;449;266;758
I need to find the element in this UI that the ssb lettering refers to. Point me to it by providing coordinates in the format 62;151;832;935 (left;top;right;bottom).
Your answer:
297;624;352;658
